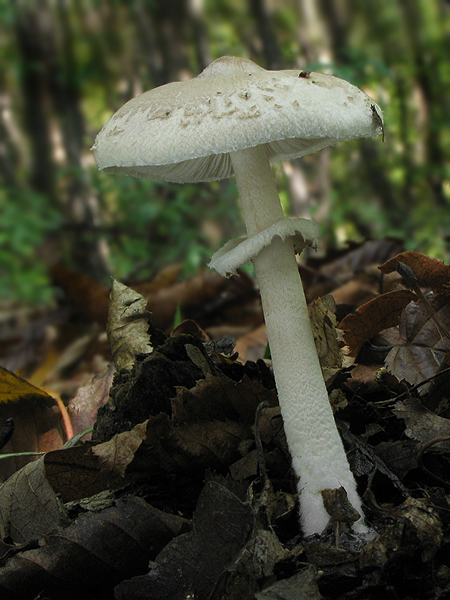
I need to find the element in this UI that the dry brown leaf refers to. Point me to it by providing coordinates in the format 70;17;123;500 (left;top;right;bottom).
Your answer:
68;363;116;435
91;421;148;477
379;252;450;296
107;280;154;371
339;290;416;357
255;566;322;600
309;295;343;382
88;410;253;481
306;238;404;298
146;268;260;331
330;278;379;307
234;324;268;363
0;366;65;478
133;263;182;294
393;398;450;448
126;413;250;476
385;295;450;389
0;457;65;543
51;264;110;326
0;496;187;598
171;373;277;426
171;318;210;340
45;443;122;502
0;365;57;407
360;497;442;568
114;481;254;600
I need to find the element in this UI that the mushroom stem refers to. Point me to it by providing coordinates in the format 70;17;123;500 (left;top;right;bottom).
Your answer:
230;145;366;536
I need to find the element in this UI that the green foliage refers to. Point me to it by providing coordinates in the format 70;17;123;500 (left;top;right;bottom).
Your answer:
0;189;61;304
92;172;242;282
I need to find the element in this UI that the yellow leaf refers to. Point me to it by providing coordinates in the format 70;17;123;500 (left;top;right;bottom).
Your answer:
0;365;54;405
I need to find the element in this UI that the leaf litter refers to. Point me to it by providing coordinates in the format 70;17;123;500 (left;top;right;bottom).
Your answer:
1;248;450;599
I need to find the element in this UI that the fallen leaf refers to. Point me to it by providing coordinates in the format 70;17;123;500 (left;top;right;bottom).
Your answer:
51;264;110;326
67;363;116;436
339;290;416;357
306;237;404;298
0;366;65;478
114;481;254;600
309;295;344;382
0;496;187;599
374;440;418;479
171;373;277;426
44;443;122;502
107;280;154;371
91;421;149;477
129;414;251;476
379;252;450;296
0;457;65;543
255;565;322;600
393;398;450;448
0;365;56;407
385;296;450;389
232;323;268;364
321;487;360;525
360;498;442;568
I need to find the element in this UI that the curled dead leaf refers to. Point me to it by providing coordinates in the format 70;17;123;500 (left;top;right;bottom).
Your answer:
339;290;416;357
107;280;154;371
380;252;450;297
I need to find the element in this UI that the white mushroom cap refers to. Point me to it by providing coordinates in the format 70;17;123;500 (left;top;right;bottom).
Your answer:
93;56;383;183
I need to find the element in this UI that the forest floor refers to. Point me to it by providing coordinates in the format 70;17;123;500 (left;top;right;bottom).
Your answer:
0;238;450;600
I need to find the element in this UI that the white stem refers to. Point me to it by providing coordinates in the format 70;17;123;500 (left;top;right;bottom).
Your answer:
230;146;365;536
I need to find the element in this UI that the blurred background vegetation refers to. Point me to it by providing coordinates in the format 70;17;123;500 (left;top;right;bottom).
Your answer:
1;0;449;304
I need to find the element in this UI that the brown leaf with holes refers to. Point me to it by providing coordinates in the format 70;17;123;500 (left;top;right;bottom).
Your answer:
339;290;416;357
0;496;187;599
385;295;450;390
379;252;450;296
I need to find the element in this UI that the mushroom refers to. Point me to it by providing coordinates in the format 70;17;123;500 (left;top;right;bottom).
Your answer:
93;56;383;536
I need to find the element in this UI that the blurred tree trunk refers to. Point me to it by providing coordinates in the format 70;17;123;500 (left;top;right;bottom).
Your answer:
0;75;20;188
285;0;333;222
55;0;110;280
187;0;211;72
319;0;407;234
296;0;332;64
133;0;165;87
14;1;56;201
152;0;191;82
13;0;110;281
318;0;351;64
398;0;448;209
249;0;281;69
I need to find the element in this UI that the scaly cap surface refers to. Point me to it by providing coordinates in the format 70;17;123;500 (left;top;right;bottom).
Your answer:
93;56;383;183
